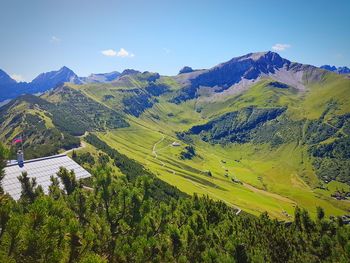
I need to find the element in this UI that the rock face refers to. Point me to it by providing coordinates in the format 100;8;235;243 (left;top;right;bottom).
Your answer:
320;65;350;74
2;52;346;103
192;51;289;88
0;67;82;101
171;51;318;103
0;69;16;86
30;66;82;92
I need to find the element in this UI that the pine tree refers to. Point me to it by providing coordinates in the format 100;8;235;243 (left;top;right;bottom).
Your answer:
17;172;41;203
57;167;78;195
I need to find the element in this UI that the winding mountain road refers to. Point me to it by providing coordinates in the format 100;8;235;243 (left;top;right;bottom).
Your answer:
152;134;165;160
62;131;88;155
151;134;241;215
152;134;176;174
62;141;87;155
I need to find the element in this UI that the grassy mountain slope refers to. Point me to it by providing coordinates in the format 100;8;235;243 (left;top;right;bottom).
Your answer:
72;67;350;219
0;85;128;158
0;95;80;158
1;53;349;220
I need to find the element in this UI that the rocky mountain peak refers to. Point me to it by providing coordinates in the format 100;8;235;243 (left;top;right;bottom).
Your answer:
0;69;17;85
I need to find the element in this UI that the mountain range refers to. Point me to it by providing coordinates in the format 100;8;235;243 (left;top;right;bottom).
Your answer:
1;51;350;219
0;51;349;102
320;65;350;74
0;67;125;101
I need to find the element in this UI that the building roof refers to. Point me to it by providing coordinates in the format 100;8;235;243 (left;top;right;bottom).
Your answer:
3;154;91;200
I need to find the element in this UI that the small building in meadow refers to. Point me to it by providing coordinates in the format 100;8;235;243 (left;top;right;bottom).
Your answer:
3;151;91;200
172;141;181;147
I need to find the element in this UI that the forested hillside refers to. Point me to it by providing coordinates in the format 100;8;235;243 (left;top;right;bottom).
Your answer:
0;86;128;158
1;143;350;262
184;105;350;184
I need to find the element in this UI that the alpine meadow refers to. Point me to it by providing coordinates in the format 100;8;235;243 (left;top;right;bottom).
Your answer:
1;1;350;262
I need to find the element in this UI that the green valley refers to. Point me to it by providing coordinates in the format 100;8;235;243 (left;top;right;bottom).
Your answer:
3;2;350;261
1;52;350;221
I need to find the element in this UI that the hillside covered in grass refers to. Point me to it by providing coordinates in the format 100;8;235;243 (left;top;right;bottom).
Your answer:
1;143;350;262
0;51;350;220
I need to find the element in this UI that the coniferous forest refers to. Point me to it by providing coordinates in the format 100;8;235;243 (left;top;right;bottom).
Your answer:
1;1;350;262
1;143;350;263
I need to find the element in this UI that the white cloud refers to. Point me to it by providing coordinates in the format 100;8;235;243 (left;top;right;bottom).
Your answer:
50;36;61;43
117;48;134;58
101;49;117;56
272;43;291;51
10;74;25;82
101;48;134;58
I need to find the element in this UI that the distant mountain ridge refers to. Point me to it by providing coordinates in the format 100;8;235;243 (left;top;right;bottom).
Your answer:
1;51;349;102
320;65;350;74
31;66;82;89
0;66;82;101
171;51;322;103
0;51;349;217
0;67;126;101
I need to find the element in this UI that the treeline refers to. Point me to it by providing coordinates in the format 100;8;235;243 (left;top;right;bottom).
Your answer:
307;114;350;184
45;87;129;136
1;143;350;262
115;72;169;117
187;106;287;144
0;92;129;159
184;105;350;184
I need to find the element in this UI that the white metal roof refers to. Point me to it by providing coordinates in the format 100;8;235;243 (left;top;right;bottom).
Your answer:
3;154;91;200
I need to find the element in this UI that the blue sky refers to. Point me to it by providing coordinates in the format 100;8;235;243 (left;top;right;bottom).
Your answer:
1;0;349;81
